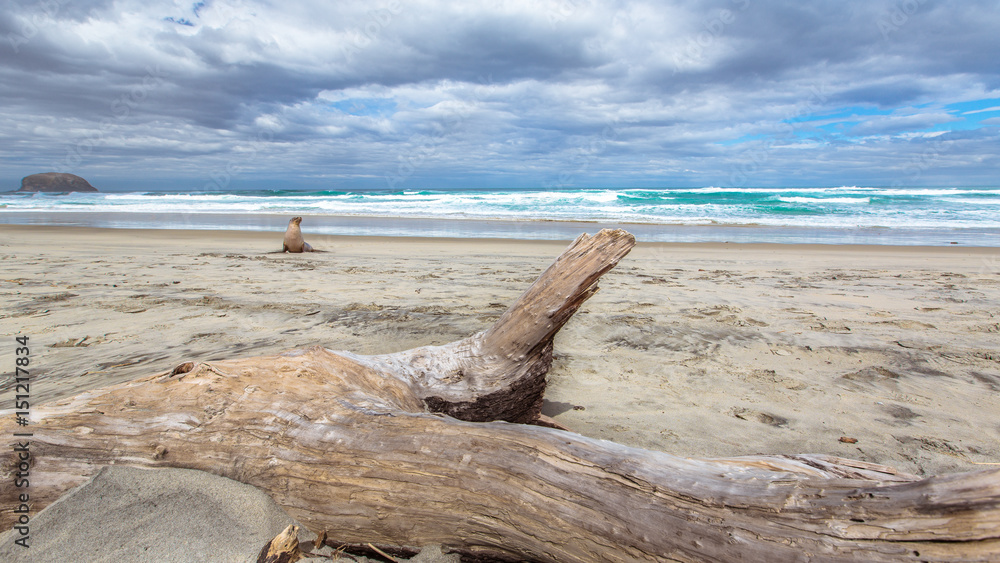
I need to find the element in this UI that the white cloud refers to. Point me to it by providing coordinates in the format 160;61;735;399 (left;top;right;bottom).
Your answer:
964;106;1000;115
850;112;961;137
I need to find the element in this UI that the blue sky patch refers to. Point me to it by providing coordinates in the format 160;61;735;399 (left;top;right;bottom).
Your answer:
164;17;195;27
716;133;767;146
721;99;1000;146
946;98;1000;131
784;105;893;126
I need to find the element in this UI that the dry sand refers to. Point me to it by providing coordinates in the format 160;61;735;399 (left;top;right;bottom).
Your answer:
0;465;309;562
0;465;458;562
2;223;999;482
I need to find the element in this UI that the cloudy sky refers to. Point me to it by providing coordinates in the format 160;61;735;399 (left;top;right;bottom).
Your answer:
2;0;999;191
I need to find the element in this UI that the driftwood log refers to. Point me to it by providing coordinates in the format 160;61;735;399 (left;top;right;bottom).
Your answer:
256;524;303;563
2;229;999;562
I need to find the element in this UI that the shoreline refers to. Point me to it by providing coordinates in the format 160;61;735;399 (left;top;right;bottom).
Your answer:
3;223;1000;252
2;224;999;478
3;211;999;246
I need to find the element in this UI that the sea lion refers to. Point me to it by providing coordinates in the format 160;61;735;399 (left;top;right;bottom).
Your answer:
282;217;314;253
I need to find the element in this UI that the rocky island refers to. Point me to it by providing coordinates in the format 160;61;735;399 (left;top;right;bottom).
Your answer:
18;172;98;193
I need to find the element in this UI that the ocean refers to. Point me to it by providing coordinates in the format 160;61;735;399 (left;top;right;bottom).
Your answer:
2;186;999;246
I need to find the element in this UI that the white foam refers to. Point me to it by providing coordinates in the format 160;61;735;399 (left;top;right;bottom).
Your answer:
3;187;1000;231
777;197;871;204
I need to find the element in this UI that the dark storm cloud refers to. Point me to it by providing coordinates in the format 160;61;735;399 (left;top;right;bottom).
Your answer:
1;0;998;189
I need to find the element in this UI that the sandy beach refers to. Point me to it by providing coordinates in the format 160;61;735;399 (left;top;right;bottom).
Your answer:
2;224;999;479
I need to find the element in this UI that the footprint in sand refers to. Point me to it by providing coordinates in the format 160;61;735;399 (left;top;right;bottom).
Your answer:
718;315;769;327
745;368;807;390
50;336;102;348
810;322;851;333
867;311;894;318
729;407;789;427
686;305;741;318
876;320;937;330
685;306;769;327
969;373;1000;394
879;403;921;424
839;366;902;391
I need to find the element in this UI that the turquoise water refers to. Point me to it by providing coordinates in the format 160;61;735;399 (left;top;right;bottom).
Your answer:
2;186;999;245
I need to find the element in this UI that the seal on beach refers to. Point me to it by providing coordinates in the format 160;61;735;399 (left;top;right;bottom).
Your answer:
282;216;314;253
